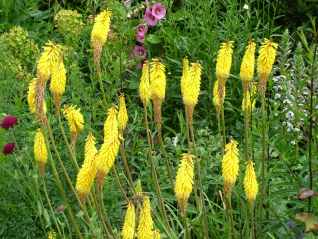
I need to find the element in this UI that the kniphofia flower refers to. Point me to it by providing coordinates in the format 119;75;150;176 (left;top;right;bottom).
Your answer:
139;61;151;106
50;60;67;110
63;105;84;146
150;58;166;101
222;139;239;194
213;80;225;114
75;133;97;202
174;153;194;215
96;106;120;188
240;40;256;91
34;129;48;176
242;84;256;113
118;94;128;132
121;202;136;239
244;160;258;204
257;38;278;93
137;196;153;239
91;10;112;73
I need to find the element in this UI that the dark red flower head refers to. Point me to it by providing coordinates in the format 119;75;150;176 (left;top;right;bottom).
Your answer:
3;143;15;155
1;115;18;129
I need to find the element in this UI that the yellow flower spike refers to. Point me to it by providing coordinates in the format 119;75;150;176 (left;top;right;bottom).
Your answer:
216;41;234;81
75;133;97;202
257;38;278;93
137;196;153;239
122;202;136;239
242;84;256;113
91;10;112;73
34;128;48;176
181;60;202;107
50;61;67;110
63;105;84;135
139;61;151;106
37;41;63;82
150;58;166;101
48;230;56;239
153;230;161;239
91;10;112;49
240;40;256;91
244;160;258;204
216;41;233;106
118;94;128;132
96;106;120;188
175;153;194;215
213;80;226;114
222;139;239;194
27;78;46;114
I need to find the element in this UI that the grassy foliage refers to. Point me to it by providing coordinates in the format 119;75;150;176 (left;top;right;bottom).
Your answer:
0;0;317;238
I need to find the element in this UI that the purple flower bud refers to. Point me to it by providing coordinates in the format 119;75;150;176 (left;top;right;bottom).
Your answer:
133;45;147;59
1;115;18;129
3;143;15;155
136;24;148;36
144;7;158;27
151;3;166;20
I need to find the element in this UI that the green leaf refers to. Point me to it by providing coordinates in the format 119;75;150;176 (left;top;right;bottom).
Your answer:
146;34;162;44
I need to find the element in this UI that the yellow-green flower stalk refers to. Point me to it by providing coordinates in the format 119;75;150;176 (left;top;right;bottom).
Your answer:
63;105;84;146
215;41;234;104
91;10;112;74
257;39;278;94
244;160;258;205
174;153;194;215
36;42;63;122
222;139;239;194
27;78;46;114
150;58;166;136
118;94;128;133
34;128;48;176
181;58;202;126
121;202;136;239
75;133;97;202
137;196;153;239
139;61;151;106
240;40;256;92
50;61;66;111
96;106;120;188
213;80;225;115
242;84;256;114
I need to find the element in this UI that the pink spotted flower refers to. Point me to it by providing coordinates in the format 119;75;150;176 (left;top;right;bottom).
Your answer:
136;24;148;43
133;45;147;59
144;7;158;27
151;3;166;20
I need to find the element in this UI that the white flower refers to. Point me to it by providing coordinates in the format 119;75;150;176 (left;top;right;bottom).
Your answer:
243;4;249;10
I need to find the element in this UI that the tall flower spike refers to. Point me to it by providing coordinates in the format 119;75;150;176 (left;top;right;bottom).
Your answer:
34;128;48;176
257;38;278;94
75;133;97;202
244;160;258;204
50;60;67;110
91;10;112;74
118;94;128;133
181;59;202;125
137;196;153;239
175;153;194;215
222;139;239;194
96;106;120;188
122;202;136;239
242;84;256;113
150;59;166;134
139;61;151;106
213;80;226;115
240;40;256;91
27;78;46;114
215;41;234;107
63;105;84;145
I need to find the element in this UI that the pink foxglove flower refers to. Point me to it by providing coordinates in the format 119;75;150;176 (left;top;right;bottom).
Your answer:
136;33;145;43
151;3;166;20
144;7;158;27
1;115;17;129
136;24;148;36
